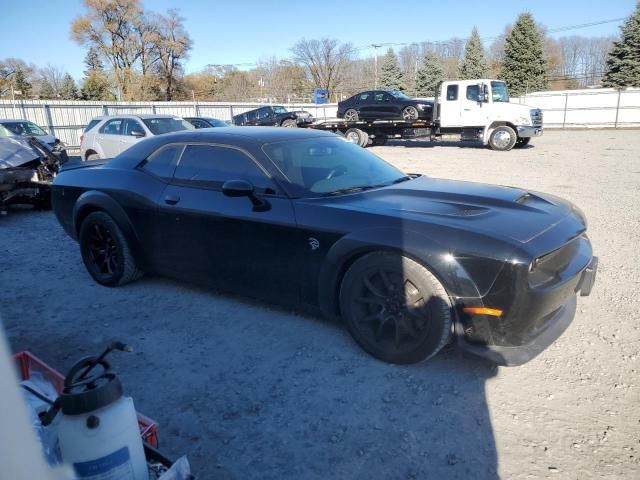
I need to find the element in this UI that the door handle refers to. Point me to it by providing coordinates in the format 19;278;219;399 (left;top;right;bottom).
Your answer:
164;195;180;205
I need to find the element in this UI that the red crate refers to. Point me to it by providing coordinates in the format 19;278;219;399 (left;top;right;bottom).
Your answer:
14;351;159;448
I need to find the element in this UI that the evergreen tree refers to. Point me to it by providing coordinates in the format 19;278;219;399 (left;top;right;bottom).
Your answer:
13;68;31;98
414;51;444;97
80;47;112;100
602;2;640;88
39;78;56;99
60;73;79;100
500;13;549;95
379;48;405;91
459;26;489;79
84;46;104;74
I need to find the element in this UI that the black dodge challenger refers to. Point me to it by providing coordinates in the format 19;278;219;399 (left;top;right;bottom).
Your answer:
52;128;597;366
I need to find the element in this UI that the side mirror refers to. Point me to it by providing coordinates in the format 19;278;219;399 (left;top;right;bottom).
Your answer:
130;130;145;138
222;179;254;197
222;179;271;212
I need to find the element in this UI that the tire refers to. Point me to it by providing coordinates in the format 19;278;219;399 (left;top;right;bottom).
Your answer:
339;252;452;364
344;109;359;122
344;128;367;146
86;152;100;161
488;126;517;151
514;137;531;149
281;119;297;128
402;106;419;122
79;211;143;287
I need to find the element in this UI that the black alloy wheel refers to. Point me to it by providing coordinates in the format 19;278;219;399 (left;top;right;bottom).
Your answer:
79;211;143;286
340;252;452;364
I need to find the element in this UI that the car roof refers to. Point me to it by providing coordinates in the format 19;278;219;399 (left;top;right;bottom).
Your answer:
0;119;34;123
90;114;182;121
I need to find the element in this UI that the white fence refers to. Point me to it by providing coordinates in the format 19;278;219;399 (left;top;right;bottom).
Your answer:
0;87;638;150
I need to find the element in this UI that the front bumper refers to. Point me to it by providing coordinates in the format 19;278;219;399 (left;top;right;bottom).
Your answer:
458;254;598;366
516;125;543;138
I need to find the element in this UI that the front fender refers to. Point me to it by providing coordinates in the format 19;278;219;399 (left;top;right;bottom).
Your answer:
317;227;484;319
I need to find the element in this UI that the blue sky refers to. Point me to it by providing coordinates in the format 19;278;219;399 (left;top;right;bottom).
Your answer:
0;0;636;80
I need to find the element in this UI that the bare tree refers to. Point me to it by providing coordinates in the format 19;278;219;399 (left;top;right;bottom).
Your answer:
38;65;66;98
152;9;192;101
291;38;353;99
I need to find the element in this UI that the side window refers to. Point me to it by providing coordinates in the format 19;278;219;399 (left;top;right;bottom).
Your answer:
84;119;101;132
446;85;458;101
174;145;273;191
374;92;385;102
190;119;208;129
124;119;145;136
100;119;124;135
358;92;370;103
139;144;183;180
466;85;479;102
257;108;271;120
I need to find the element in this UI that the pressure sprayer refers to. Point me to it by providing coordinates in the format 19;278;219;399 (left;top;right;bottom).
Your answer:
42;342;149;480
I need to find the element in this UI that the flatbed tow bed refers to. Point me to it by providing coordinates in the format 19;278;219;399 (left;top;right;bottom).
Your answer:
302;118;434;147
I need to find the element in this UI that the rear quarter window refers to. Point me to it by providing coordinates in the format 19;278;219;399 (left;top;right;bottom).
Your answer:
139;144;184;180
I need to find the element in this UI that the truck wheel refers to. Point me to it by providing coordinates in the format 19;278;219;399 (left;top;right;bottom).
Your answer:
402;106;419;121
514;137;531;148
344;109;359;122
488;126;517;151
281;119;297;128
339;252;452;364
345;128;366;146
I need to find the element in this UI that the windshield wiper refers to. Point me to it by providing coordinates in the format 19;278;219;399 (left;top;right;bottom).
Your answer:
391;175;412;184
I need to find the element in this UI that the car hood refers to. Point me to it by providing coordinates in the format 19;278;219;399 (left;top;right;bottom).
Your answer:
312;176;576;244
0;137;41;168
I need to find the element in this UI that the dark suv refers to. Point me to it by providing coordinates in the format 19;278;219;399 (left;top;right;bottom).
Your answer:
232;105;314;127
337;90;433;122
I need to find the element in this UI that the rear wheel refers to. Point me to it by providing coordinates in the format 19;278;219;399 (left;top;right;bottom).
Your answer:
344;128;368;147
344;109;359;122
79;211;143;287
514;137;531;148
340;252;452;364
281;119;297;128
488;126;517;151
86;152;100;161
402;106;419;121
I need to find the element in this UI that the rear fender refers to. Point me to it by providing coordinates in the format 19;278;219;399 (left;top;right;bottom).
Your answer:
317;227;483;320
72;190;144;262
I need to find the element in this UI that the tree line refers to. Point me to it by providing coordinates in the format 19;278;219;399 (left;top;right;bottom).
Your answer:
1;0;638;103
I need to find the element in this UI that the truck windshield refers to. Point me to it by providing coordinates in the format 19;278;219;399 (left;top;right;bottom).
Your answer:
491;82;509;103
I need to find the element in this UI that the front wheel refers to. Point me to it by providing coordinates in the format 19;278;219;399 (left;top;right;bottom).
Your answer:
340;252;452;364
402;106;419;121
281;119;297;128
79;211;143;287
488;126;517;151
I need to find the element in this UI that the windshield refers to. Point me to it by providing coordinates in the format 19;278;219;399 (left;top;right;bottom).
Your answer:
263;137;406;196
207;118;229;127
491;81;510;103
1;121;47;136
142;117;194;135
271;106;288;114
389;90;411;100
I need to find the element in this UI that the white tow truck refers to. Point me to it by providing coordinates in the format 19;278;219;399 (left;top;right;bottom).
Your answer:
307;79;543;151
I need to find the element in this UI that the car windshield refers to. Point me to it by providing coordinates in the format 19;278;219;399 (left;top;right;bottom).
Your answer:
389;90;411;100
271;106;288;114
491;81;510;103
207;118;229;127
1;121;47;136
263;137;408;196
142;117;194;135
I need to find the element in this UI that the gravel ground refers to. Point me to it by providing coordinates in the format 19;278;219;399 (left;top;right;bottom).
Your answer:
1;130;639;479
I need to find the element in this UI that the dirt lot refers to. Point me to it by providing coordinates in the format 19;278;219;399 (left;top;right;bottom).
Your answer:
1;130;639;479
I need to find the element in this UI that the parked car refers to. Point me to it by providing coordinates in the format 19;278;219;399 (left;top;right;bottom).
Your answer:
51;127;596;366
337;90;433;122
0;119;68;160
184;117;231;128
80;114;194;161
232;106;314;127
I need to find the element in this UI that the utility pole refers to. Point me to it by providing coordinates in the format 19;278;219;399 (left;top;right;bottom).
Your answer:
372;44;381;89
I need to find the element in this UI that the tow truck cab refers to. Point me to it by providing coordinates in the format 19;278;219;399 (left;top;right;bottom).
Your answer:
434;79;543;150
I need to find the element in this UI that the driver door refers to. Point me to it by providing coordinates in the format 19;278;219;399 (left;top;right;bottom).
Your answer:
155;143;301;303
459;84;489;128
119;119;146;154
